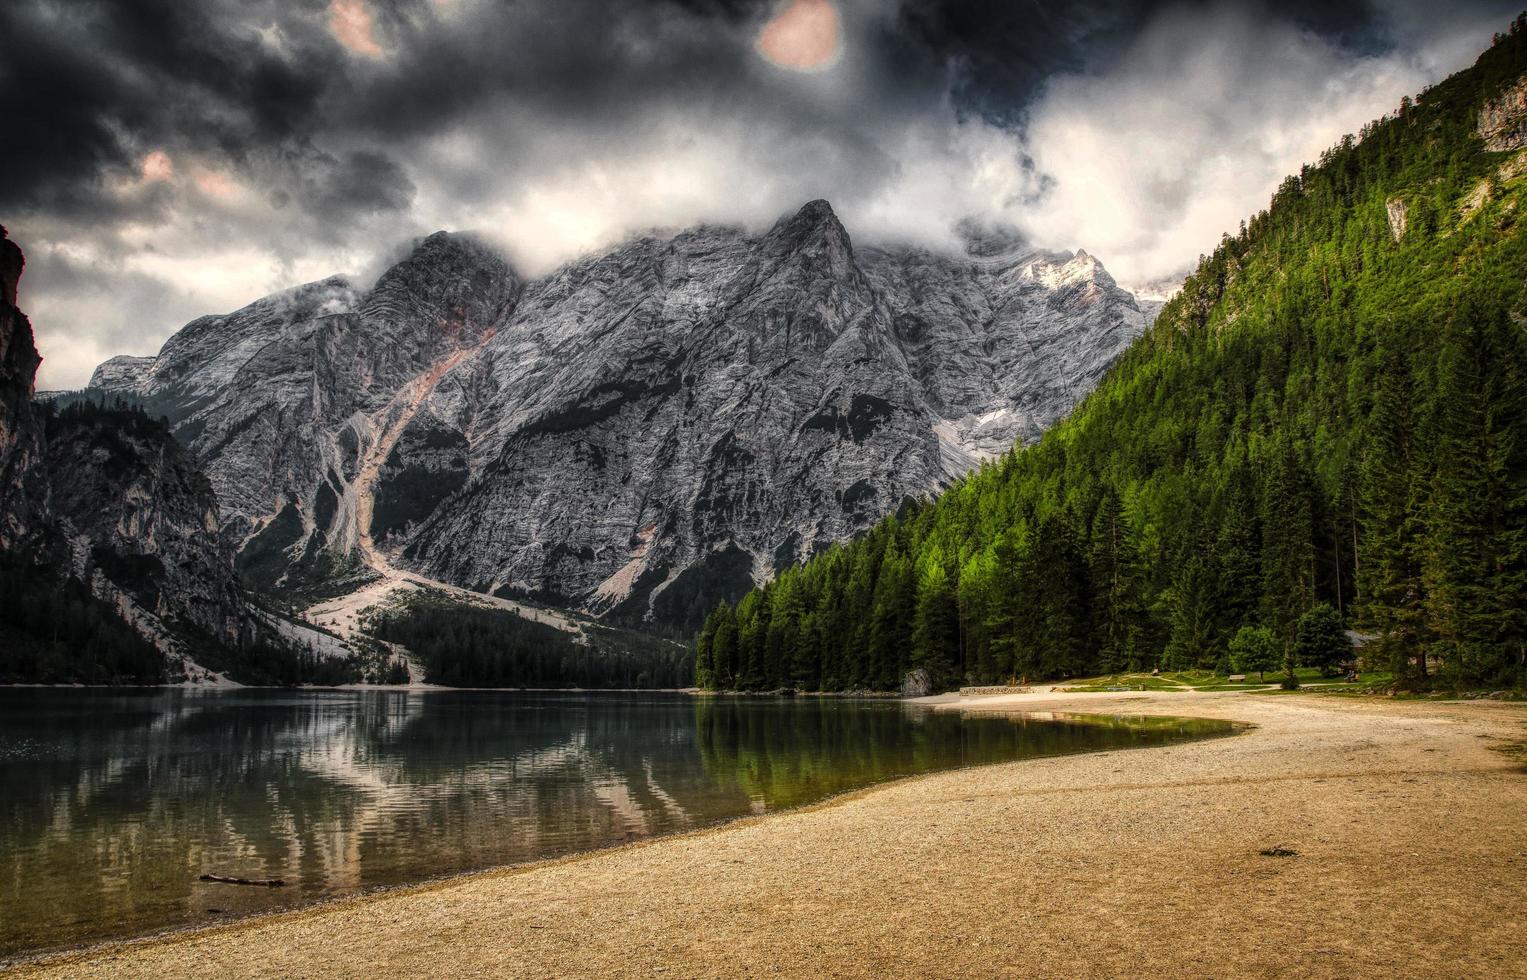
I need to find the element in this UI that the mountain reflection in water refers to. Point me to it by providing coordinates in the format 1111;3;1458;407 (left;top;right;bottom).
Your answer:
0;690;1234;959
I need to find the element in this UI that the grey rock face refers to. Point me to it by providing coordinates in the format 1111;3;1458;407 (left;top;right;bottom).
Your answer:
88;355;155;393
92;202;1153;628
1386;198;1409;241
44;407;243;645
1479;75;1527;151
0;225;47;550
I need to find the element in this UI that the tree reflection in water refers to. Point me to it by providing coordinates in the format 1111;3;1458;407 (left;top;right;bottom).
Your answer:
0;690;1233;958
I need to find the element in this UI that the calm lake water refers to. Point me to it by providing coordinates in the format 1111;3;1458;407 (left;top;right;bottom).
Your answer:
0;690;1234;959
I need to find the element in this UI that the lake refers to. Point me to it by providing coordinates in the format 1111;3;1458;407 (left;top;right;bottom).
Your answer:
0;690;1235;959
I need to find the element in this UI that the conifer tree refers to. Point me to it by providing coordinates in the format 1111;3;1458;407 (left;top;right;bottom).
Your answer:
1427;298;1527;683
911;557;959;688
1260;438;1316;657
1089;492;1146;671
1359;346;1430;684
1165;551;1219;670
711;602;739;689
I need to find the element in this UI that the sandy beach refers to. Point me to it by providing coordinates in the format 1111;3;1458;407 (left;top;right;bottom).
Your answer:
10;690;1526;979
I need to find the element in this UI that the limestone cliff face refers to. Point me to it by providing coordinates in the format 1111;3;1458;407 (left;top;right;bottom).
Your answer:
91;203;1154;627
1479;75;1527;151
0;225;47;550
43;405;243;645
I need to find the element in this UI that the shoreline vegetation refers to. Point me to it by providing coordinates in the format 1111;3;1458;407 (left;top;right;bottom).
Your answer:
8;689;1525;978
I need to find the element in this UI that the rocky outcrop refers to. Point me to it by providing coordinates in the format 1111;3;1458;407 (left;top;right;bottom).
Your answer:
44;404;243;645
1479;75;1527;151
90;203;1154;628
88;354;155;393
1386;198;1409;241
0;225;48;550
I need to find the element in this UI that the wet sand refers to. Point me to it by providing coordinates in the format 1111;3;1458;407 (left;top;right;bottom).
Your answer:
10;691;1526;978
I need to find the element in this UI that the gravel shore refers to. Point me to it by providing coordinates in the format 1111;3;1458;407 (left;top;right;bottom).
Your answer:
11;691;1526;979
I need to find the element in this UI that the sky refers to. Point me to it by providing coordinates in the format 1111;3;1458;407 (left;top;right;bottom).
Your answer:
1;0;1519;388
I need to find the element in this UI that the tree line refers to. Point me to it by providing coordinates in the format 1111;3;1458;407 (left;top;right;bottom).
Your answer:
367;598;695;688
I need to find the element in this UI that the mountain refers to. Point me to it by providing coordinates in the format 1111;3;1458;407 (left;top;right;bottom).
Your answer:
696;23;1527;693
89;203;1154;630
0;227;349;685
41;402;244;650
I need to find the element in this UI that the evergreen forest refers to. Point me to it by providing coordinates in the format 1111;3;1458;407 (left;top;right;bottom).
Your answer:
695;22;1527;693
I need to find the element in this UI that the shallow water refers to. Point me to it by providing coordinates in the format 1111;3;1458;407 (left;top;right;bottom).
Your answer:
0;689;1234;958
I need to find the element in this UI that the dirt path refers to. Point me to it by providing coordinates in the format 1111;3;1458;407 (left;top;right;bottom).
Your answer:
13;691;1525;979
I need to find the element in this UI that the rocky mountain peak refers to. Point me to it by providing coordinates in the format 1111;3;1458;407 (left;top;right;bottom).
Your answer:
764;199;854;256
88;355;156;393
360;230;521;350
784;197;845;229
371;231;512;296
752;199;867;326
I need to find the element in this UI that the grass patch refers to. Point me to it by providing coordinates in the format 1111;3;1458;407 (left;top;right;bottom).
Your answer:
1058;673;1192;693
1057;667;1399;695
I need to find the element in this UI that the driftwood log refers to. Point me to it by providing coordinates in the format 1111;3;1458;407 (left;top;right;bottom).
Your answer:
199;873;286;887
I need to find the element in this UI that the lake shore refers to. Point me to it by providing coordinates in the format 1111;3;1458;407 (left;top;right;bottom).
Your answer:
10;690;1526;978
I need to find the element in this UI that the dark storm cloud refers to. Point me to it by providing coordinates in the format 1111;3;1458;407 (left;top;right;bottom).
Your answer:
0;0;1316;219
0;0;401;236
1;0;1520;387
885;0;1407;129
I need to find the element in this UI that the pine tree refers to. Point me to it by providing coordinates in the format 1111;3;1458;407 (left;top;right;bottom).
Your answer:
1427;297;1527;685
984;528;1026;682
1215;461;1262;635
868;546;915;689
1089;492;1146;671
694;606;719;689
1260;438;1316;658
1359;346;1431;685
958;550;997;683
711;602;739;689
1164;551;1219;670
911;556;959;688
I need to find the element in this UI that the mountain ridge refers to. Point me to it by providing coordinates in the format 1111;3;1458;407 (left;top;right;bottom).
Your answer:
88;201;1155;630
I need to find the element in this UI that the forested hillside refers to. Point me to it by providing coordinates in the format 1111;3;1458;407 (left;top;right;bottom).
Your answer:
695;20;1527;693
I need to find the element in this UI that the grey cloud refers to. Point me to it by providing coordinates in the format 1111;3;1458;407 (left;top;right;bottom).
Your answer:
2;0;1522;388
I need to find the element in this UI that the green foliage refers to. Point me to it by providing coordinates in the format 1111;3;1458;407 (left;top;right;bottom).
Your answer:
1229;626;1280;680
1295;603;1350;676
694;23;1527;693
